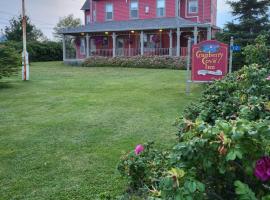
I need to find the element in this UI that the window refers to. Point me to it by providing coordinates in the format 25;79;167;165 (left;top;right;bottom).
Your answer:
130;0;138;18
105;3;113;20
188;0;198;13
157;0;165;17
93;10;96;22
80;38;86;55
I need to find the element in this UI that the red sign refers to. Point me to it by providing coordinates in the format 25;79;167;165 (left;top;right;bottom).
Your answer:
191;40;228;82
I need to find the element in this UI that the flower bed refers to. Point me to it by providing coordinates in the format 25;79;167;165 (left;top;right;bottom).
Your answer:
82;56;186;70
117;36;270;199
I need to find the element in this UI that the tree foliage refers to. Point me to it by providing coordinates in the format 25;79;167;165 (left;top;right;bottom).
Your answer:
216;0;270;69
53;14;82;40
4;15;45;42
0;44;20;79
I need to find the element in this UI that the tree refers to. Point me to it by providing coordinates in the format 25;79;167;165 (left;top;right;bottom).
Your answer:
0;44;20;79
53;14;82;40
4;15;45;42
216;0;270;69
216;0;270;46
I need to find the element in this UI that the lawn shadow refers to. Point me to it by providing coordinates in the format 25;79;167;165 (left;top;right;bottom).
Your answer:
0;82;15;90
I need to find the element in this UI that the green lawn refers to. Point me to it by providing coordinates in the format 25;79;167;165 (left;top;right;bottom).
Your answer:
0;62;201;199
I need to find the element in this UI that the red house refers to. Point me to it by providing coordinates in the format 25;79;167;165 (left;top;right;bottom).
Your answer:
60;0;218;62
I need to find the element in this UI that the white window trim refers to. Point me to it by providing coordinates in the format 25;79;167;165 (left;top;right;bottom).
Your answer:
188;0;198;14
105;3;113;21
130;0;139;19
156;0;166;17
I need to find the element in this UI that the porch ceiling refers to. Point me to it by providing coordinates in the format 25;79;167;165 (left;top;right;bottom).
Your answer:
60;17;210;34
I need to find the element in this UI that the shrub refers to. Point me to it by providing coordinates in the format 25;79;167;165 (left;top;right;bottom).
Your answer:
4;41;62;62
0;44;20;79
117;37;270;199
82;56;186;70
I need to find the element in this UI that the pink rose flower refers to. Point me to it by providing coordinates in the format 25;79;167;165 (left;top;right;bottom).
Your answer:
254;156;270;182
266;75;270;81
135;144;144;155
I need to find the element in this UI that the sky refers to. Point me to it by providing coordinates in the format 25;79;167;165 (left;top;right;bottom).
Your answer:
0;0;234;40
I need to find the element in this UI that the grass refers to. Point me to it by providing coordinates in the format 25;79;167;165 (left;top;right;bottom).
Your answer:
0;62;201;199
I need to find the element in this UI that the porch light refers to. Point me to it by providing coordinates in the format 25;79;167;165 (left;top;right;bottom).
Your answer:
81;32;85;36
159;29;163;32
131;30;135;34
105;32;109;35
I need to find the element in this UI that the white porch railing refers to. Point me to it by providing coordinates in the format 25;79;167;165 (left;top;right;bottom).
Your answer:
144;48;170;56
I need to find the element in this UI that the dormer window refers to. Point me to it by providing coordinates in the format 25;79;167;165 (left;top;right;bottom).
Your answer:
130;0;138;19
188;0;198;14
157;0;165;17
105;3;113;21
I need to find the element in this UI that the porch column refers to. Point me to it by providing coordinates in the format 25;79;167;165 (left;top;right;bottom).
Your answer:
169;30;173;56
112;32;116;57
140;31;144;56
207;26;212;40
62;34;66;61
86;34;90;58
176;28;181;57
193;26;198;44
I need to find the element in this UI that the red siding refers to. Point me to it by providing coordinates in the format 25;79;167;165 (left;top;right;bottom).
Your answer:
84;0;217;25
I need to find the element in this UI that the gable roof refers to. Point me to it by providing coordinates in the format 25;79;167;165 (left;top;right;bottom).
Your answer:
60;17;210;34
81;0;90;10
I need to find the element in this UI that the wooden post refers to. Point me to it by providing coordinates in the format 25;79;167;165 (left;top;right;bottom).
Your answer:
62;34;66;61
207;26;212;40
229;36;234;73
22;0;29;81
169;29;173;56
193;26;198;44
86;34;90;58
186;37;192;94
112;32;116;57
140;31;144;56
176;28;181;56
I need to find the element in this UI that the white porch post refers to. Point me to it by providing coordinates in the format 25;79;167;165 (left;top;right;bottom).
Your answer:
194;26;198;44
62;34;66;61
86;34;90;58
140;31;144;56
207;26;212;40
169;30;173;56
176;28;181;57
112;32;116;57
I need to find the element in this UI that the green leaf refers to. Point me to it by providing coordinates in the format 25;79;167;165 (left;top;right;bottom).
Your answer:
234;180;257;200
185;181;197;193
226;149;243;161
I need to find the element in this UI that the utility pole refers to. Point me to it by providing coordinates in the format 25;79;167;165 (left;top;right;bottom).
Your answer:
22;0;29;81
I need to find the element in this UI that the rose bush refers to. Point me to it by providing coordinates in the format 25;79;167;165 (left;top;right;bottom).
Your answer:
82;56;186;70
117;36;270;199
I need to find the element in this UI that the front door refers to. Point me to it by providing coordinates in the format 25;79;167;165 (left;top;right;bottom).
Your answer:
116;38;124;56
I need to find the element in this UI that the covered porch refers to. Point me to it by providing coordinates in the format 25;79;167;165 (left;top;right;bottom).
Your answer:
60;17;214;62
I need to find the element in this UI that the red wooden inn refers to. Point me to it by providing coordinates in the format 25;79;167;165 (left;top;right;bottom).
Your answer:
59;0;219;63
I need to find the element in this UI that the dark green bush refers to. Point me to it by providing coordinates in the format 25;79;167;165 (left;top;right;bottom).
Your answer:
82;56;186;70
0;44;20;79
5;41;62;62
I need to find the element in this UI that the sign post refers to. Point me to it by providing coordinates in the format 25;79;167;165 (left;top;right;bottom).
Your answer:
186;37;192;94
229;36;234;74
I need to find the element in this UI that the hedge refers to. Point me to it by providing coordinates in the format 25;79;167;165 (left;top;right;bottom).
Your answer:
82;56;186;70
4;41;62;62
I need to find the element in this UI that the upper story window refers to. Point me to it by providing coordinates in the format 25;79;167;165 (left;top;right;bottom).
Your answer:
105;3;113;21
130;0;138;19
188;0;198;14
157;0;165;17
